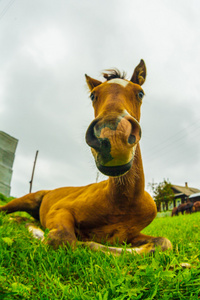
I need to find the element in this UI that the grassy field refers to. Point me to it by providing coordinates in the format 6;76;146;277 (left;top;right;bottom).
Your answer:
0;195;200;299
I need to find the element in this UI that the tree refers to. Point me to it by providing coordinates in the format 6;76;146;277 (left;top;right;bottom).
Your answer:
149;179;174;212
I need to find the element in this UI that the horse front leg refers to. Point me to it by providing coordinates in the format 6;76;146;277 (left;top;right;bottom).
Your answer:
81;233;172;256
80;241;148;256
44;208;77;249
129;233;172;254
25;226;172;255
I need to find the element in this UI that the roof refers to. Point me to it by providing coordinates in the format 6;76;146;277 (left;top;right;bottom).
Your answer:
189;192;200;199
171;185;200;197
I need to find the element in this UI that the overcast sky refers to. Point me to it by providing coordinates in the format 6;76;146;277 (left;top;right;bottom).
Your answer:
1;0;200;197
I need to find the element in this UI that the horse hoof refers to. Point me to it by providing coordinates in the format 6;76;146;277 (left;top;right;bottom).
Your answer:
151;237;172;252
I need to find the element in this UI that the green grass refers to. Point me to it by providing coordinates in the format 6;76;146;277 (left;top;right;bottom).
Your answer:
0;196;200;299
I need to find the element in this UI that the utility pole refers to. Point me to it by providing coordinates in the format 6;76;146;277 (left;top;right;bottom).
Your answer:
29;150;39;193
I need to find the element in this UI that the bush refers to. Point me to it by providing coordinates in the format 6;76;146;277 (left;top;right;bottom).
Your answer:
0;193;15;203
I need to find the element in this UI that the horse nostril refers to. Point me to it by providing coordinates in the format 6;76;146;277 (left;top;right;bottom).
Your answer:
85;119;101;151
128;135;136;145
125;116;142;145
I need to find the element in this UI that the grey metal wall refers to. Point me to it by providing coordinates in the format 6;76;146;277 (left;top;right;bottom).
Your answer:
0;131;18;196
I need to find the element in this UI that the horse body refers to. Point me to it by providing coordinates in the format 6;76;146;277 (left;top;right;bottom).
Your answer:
39;162;156;246
0;60;172;254
194;201;200;212
177;202;193;215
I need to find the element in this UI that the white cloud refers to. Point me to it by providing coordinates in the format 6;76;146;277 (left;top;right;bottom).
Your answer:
22;26;68;66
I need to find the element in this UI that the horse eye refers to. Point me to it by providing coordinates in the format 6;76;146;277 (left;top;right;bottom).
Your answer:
90;93;95;101
138;91;144;100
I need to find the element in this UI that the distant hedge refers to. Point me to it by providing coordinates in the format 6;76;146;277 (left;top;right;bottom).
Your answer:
0;193;15;203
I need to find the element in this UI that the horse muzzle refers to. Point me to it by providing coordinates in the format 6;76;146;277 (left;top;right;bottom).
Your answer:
85;113;141;176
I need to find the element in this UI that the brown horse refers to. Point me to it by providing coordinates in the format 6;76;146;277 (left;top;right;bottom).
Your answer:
193;201;200;212
0;60;172;255
177;202;194;215
171;207;178;217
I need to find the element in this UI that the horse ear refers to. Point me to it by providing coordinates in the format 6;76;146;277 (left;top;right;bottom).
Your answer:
85;74;102;91
130;59;146;86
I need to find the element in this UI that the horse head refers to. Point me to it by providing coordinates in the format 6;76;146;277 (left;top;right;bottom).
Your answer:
85;60;146;177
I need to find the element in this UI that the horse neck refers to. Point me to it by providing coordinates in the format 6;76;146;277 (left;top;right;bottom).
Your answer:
107;144;145;205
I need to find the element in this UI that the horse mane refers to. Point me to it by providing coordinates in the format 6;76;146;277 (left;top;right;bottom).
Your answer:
102;69;127;81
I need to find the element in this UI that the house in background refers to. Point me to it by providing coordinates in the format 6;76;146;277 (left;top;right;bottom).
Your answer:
155;182;200;211
0;131;18;197
171;182;200;208
189;192;200;203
